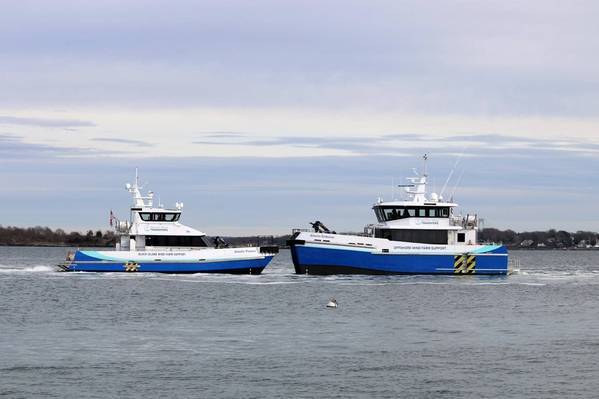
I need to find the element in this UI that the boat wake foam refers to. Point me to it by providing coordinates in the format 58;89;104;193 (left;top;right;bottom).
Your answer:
0;265;55;273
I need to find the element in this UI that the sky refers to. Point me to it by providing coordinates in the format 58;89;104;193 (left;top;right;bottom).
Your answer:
1;0;599;234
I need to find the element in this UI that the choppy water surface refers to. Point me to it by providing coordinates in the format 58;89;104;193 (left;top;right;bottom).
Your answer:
1;247;599;398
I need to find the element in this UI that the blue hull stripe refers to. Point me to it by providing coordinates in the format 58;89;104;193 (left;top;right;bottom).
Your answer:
291;245;508;275
67;256;273;273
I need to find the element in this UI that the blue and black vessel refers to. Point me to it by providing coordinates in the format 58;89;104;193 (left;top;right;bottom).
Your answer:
288;157;510;275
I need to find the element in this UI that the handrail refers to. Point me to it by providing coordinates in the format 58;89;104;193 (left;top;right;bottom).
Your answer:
292;228;311;233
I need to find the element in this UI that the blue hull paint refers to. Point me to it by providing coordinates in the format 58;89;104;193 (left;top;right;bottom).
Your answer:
290;244;508;275
66;256;274;274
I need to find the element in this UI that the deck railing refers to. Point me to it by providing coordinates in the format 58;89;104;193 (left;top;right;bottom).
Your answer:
450;214;478;229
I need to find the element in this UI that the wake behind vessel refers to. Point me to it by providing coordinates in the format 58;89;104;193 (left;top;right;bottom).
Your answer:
59;171;277;273
288;157;510;275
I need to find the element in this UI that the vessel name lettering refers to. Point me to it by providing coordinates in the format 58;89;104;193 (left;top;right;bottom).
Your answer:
309;234;334;239
393;245;447;251
137;252;187;256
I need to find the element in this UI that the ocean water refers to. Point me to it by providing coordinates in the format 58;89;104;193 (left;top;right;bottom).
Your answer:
1;247;599;398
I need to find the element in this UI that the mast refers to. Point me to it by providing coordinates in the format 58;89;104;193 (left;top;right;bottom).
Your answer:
401;154;428;203
126;169;153;207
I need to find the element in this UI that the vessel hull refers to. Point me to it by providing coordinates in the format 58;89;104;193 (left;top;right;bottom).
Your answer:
289;234;509;275
62;248;275;274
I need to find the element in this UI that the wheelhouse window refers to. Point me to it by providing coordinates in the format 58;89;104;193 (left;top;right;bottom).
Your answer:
139;212;181;222
374;206;450;222
375;228;448;245
145;235;208;247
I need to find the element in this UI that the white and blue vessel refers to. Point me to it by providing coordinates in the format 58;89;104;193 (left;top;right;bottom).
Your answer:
288;158;510;275
59;172;277;274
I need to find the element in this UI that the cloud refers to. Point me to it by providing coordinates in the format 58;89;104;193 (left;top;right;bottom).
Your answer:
0;115;95;128
91;137;153;147
192;132;599;157
1;1;598;117
1;1;599;232
423;134;534;144
197;132;246;138
0;134;118;159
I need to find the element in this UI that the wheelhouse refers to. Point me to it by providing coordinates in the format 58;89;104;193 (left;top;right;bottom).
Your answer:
373;205;450;222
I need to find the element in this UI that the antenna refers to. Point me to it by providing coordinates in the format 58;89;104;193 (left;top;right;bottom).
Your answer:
422;154;428;176
392;177;395;201
450;169;465;202
440;152;464;197
441;169;454;198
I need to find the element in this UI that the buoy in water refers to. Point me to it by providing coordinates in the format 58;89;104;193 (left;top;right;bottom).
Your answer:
326;298;338;308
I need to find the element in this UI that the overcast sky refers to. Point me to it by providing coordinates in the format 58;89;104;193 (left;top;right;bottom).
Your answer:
1;0;599;234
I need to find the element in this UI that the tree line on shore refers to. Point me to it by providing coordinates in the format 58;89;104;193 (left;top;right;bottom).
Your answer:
479;228;599;249
1;225;597;249
0;226;117;247
0;225;288;248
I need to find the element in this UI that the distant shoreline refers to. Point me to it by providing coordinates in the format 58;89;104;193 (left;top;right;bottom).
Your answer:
1;225;597;250
0;243;105;248
2;243;599;251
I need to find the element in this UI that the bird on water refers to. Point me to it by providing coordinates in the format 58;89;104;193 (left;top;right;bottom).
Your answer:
326;298;338;308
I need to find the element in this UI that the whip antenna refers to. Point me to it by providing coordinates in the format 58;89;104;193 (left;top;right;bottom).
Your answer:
441;151;464;198
450;169;465;202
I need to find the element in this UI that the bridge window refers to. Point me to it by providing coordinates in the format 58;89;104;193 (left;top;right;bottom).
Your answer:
374;206;450;222
383;208;400;221
145;235;208;247
139;212;181;222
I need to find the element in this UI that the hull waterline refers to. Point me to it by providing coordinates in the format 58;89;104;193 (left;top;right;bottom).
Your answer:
288;238;509;275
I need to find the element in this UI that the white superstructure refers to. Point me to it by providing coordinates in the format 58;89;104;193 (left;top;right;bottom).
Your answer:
364;160;478;246
288;156;508;275
61;170;277;274
112;170;211;251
